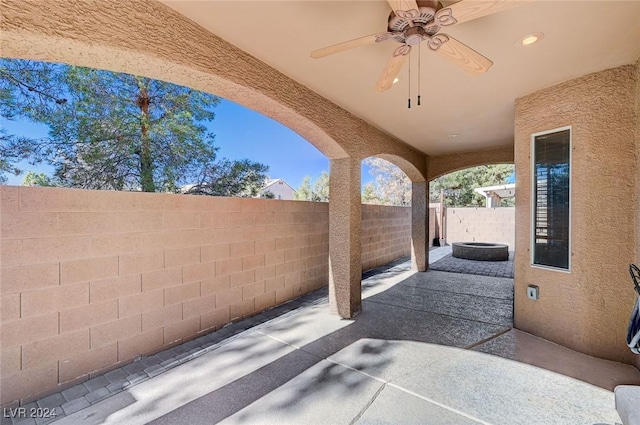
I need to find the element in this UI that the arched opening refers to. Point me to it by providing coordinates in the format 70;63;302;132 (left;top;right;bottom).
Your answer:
360;156;412;273
0;58;330;198
1;4;347;161
0;1;438;406
427;147;514;182
428;163;516;279
0;58;345;405
2;0;431;326
361;154;428;275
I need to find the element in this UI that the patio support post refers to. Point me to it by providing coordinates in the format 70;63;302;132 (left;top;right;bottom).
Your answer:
328;157;362;318
411;181;428;271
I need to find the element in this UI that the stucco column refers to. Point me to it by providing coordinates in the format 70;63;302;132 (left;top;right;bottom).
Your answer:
329;157;362;318
411;181;428;271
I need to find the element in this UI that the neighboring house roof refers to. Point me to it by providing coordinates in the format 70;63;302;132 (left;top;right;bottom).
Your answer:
261;178;296;193
179;183;197;194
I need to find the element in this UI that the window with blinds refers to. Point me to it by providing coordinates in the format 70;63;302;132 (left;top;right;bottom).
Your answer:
532;128;571;270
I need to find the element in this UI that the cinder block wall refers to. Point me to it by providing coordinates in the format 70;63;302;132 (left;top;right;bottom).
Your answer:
0;187;329;405
0;187;414;405
361;205;411;272
429;207;437;246
445;207;515;249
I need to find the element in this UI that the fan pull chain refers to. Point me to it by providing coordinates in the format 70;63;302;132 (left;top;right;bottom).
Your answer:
417;45;421;106
408;47;411;109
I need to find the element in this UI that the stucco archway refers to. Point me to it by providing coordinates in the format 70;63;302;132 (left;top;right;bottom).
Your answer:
1;0;429;322
374;154;427;184
362;154;429;273
427;146;514;182
1;7;345;161
1;0;427;167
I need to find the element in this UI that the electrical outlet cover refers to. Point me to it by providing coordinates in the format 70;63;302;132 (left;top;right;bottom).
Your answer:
527;285;539;300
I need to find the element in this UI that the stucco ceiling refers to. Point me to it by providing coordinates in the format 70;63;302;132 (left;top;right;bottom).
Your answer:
162;1;640;157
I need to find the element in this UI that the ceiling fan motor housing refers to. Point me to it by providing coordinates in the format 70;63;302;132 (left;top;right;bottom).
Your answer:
388;5;455;48
310;0;498;92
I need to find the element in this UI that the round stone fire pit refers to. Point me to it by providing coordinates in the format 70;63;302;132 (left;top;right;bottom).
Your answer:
452;242;509;261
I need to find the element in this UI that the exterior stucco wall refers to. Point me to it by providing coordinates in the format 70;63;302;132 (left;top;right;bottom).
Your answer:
427;147;514;182
445;208;515;249
0;187;415;405
635;59;640;369
514;64;638;365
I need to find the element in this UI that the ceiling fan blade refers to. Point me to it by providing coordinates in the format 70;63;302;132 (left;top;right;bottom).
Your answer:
376;45;411;92
436;35;493;75
311;33;393;59
387;0;419;14
447;0;531;25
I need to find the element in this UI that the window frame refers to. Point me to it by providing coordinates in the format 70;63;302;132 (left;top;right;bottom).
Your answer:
530;125;572;273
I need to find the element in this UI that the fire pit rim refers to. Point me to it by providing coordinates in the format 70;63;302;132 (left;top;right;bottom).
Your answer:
451;241;509;261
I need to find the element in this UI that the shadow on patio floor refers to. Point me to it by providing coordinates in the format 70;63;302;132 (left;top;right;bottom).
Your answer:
39;261;640;425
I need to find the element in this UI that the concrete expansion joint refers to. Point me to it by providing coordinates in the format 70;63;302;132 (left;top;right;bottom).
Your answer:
257;330;307;353
349;381;387;425
385;383;493;425
464;327;513;350
325;357;388;386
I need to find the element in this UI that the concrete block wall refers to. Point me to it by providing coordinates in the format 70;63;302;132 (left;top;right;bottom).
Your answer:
0;185;522;405
0;186;329;406
445;207;515;249
429;207;436;247
361;205;411;272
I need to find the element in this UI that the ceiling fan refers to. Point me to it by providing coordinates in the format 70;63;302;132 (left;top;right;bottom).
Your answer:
311;0;526;93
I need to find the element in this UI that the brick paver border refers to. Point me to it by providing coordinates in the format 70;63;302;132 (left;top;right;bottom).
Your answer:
430;252;514;278
1;288;329;425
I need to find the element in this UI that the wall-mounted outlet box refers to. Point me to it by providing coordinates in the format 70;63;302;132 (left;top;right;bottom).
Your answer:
527;285;539;300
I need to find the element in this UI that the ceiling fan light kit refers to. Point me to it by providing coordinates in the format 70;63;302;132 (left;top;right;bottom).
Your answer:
311;0;528;107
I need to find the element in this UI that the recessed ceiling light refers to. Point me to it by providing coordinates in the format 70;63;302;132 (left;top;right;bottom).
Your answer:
448;134;460;138
393;77;400;84
519;32;544;46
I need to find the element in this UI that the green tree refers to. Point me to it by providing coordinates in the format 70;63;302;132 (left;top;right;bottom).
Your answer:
187;159;269;197
312;171;329;202
429;164;514;207
0;130;28;184
294;176;313;201
294;171;329;202
0;59;269;194
1;61;66;183
22;171;59;187
361;182;383;204
362;159;514;207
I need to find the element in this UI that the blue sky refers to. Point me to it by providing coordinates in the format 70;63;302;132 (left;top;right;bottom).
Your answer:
2;98;378;188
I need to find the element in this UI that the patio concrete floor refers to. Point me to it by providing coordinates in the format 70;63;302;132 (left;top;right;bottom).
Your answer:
45;260;640;424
